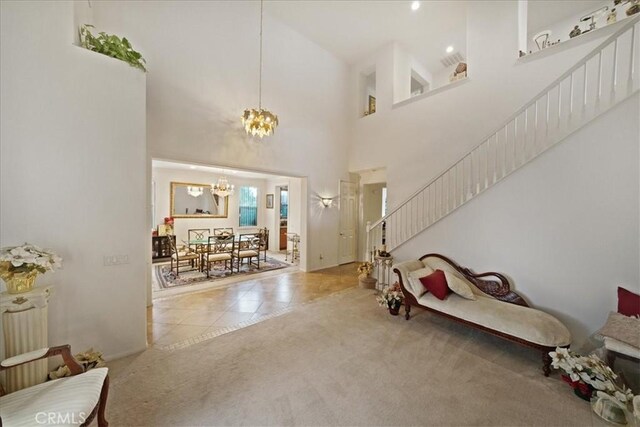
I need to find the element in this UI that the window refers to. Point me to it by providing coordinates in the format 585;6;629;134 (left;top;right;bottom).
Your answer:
280;188;288;219
239;186;258;227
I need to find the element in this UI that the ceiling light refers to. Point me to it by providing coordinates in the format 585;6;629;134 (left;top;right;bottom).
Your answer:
189;165;197;170
242;0;279;138
411;1;420;11
211;176;235;198
446;45;454;53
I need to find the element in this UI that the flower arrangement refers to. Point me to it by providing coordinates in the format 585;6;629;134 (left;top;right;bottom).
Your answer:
49;348;106;380
376;282;404;314
549;347;635;408
357;262;373;277
0;244;62;280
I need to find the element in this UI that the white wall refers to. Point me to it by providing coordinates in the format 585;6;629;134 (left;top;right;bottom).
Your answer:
92;1;350;272
0;1;147;359
393;94;639;346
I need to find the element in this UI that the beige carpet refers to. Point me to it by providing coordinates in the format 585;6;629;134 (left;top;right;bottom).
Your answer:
107;287;599;426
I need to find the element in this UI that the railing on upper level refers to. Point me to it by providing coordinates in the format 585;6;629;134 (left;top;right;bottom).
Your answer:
366;16;639;259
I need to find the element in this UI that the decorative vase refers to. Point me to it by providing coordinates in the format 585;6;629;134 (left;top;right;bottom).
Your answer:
4;274;37;294
562;375;593;401
591;395;631;426
388;300;402;316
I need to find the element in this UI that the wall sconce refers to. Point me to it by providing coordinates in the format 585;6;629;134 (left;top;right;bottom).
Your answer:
321;198;333;208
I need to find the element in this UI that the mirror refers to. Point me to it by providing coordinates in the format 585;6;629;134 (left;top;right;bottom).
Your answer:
170;182;228;218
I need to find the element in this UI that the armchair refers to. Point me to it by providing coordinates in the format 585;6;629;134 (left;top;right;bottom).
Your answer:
0;344;109;426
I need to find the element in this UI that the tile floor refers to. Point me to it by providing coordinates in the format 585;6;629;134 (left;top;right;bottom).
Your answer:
147;263;358;346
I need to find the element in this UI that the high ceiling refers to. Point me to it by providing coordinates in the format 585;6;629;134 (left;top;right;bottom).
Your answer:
268;0;468;73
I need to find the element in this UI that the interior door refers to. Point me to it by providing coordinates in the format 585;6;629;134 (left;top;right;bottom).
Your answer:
338;181;357;264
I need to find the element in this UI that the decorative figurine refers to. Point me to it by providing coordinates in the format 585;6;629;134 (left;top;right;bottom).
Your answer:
627;0;639;16
569;25;582;38
607;8;617;24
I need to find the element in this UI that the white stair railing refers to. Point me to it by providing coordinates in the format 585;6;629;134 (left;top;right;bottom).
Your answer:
367;16;639;258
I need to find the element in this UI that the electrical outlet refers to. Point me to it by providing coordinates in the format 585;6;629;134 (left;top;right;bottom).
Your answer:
103;254;130;266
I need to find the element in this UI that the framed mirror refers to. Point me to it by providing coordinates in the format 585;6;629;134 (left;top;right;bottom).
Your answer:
170;181;228;218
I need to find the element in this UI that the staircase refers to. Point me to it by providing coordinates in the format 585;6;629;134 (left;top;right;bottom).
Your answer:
367;16;639;258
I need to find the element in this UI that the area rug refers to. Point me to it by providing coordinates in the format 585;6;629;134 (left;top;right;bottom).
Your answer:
154;257;290;289
107;288;594;426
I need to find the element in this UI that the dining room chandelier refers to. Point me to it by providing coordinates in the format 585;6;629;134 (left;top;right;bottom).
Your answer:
241;0;278;138
187;186;204;198
211;176;235;198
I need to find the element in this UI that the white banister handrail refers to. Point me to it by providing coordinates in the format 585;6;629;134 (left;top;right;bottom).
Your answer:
369;15;640;232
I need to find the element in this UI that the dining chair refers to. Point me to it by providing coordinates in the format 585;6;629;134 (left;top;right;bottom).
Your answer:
233;233;260;273
168;235;199;277
213;227;234;237
0;345;109;427
188;228;211;252
257;227;269;262
203;235;234;277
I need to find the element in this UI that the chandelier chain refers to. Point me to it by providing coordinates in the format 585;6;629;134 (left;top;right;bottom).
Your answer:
259;0;263;109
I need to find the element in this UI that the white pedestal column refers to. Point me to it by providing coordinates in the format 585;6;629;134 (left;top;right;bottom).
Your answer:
374;256;394;291
0;285;53;393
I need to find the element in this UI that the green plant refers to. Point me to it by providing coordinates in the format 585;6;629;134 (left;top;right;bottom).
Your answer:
79;24;146;72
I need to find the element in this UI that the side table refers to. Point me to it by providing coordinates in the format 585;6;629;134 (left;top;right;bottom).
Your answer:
0;285;53;392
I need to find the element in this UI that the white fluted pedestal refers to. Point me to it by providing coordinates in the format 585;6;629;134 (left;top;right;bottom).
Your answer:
0;285;52;393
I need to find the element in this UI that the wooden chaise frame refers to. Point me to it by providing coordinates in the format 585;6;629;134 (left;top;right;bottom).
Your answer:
0;344;109;426
394;253;558;376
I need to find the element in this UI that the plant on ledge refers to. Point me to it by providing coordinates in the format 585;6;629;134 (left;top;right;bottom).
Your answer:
376;282;404;316
0;244;62;294
79;24;146;72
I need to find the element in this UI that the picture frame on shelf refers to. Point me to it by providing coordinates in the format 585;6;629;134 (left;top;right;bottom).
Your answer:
368;95;376;114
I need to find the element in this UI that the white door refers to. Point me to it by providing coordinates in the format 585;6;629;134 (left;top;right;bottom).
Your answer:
338;181;357;264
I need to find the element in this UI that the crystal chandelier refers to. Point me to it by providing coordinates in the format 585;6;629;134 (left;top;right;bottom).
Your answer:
242;0;278;138
187;186;204;198
211;177;235;198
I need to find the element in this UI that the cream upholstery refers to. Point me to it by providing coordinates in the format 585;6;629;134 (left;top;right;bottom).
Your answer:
0;367;108;427
422;256;494;299
604;337;640;359
1;348;49;368
407;267;434;297
235;250;259;257
417;292;571;346
444;271;476;300
206;253;232;262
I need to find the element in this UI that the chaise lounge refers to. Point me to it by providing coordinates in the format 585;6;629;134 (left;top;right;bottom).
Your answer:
393;253;571;376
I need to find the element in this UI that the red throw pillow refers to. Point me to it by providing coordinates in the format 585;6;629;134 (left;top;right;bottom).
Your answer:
419;270;451;300
618;286;640;317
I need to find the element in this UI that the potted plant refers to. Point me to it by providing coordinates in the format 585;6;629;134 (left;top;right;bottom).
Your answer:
0;244;62;294
357;261;376;289
376;282;404;315
549;347;637;425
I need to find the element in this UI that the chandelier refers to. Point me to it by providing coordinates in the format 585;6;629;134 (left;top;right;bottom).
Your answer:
242;0;278;138
187;186;204;198
211;177;235;198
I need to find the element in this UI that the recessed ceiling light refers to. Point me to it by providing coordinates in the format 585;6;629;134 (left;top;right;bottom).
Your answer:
446;45;454;53
411;1;420;11
189;165;197;169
